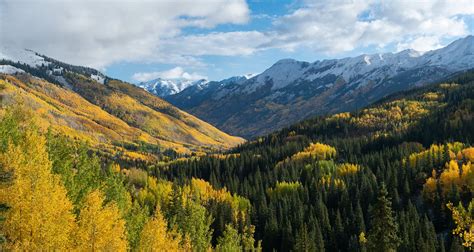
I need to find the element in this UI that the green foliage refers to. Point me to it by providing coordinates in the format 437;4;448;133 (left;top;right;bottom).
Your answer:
174;199;213;251
1;70;473;251
46;133;102;209
267;181;302;199
216;224;242;252
367;184;400;251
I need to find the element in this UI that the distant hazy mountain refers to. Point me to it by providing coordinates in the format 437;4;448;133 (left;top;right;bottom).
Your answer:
0;48;244;154
136;78;208;97
166;35;474;138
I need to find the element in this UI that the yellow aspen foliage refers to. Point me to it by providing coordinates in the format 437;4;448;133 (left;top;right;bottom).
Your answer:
440;160;462;192
292;142;336;161
110;163;121;173
147;177;173;207
186;178;251;222
447;201;474;249
267;181;302;198
462;162;474;191
449;150;457;160
462;147;474;162
439;83;459;89
320;176;346;189
138;207;182;251
0;130;76;251
337;163;361;176
326;112;351;121
75;190;128;251
422;176;438;201
408;143;464;169
359;232;367;245
423;160;473;200
422;92;441;101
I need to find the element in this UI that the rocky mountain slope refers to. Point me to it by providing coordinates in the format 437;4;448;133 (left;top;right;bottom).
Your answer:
166;35;474;139
136;78;208;97
0;48;244;156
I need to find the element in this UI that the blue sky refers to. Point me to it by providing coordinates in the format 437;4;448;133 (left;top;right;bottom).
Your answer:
3;0;473;83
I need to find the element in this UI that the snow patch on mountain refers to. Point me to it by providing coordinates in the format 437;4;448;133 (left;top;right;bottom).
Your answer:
253;59;309;91
0;47;49;67
167;36;474;120
137;78;208;97
234;35;473;94
91;74;105;84
0;65;25;74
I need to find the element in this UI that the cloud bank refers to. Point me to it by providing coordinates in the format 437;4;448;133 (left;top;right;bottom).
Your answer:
1;0;472;71
0;0;250;68
132;67;207;82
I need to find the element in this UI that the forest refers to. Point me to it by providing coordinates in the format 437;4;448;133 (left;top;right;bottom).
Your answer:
1;70;473;251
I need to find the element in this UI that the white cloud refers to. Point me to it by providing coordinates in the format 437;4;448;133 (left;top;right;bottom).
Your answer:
0;0;472;71
0;0;250;68
268;0;473;53
132;67;207;82
159;31;271;56
396;36;443;52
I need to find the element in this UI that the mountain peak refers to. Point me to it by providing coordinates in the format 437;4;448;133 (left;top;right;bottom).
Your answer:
274;58;300;65
137;78;207;97
166;35;474;138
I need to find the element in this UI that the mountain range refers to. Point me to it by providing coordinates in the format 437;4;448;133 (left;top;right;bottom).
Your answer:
0;48;244;157
137;73;257;98
136;78;208;97
164;35;473;138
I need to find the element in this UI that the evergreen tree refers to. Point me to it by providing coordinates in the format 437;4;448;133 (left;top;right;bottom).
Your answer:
294;223;316;252
449;237;464;252
367;183;400;252
314;222;325;252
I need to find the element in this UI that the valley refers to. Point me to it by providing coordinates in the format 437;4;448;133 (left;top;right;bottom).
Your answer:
1;2;473;250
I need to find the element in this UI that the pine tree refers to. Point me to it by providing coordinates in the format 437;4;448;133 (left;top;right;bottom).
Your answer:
449;237;464;252
294;223;316;252
367;183;400;252
175;200;213;251
75;190;128;251
314;222;325;252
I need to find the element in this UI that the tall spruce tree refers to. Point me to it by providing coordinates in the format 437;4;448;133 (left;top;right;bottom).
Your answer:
367;183;400;252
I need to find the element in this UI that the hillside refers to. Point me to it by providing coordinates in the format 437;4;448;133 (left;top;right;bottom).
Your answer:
167;35;474;138
0;49;244;156
1;68;472;251
160;70;474;250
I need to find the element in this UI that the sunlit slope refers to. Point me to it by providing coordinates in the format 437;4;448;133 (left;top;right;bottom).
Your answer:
64;74;244;149
0;74;243;154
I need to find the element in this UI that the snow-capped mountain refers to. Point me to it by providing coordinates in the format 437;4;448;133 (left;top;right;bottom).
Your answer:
0;47;106;85
136;78;207;97
166;35;474;138
135;73;258;97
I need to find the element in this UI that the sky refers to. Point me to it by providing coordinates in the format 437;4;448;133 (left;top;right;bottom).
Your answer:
1;0;473;83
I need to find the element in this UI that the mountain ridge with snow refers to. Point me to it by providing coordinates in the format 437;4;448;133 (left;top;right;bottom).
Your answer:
166;35;474;138
136;78;208;97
